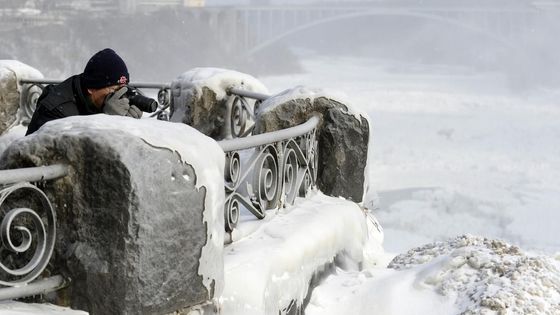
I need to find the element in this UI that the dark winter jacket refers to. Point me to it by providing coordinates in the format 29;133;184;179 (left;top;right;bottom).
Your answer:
25;75;101;135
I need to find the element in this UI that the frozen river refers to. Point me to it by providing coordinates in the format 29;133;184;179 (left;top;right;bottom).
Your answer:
259;55;560;255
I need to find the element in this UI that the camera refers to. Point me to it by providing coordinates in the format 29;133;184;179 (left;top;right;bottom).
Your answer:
124;86;158;113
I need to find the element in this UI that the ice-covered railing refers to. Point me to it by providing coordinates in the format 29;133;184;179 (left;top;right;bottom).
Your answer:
18;78;172;123
0;164;68;299
225;87;270;138
16;79;321;234
218;89;320;232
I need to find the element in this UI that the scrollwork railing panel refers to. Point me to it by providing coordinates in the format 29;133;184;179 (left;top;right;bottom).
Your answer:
0;164;67;291
224;87;269;140
220;116;320;232
0;183;56;286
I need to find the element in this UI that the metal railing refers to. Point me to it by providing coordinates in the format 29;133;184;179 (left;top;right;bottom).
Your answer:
0;164;69;298
16;79;321;233
219;89;319;232
221;87;267;139
0;79;321;300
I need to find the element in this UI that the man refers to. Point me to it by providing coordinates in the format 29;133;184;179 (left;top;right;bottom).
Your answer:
26;48;142;135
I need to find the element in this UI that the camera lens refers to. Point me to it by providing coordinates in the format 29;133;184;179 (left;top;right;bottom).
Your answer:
129;94;158;113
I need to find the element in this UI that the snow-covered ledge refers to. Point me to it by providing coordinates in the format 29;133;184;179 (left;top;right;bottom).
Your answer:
221;193;383;314
0;115;225;314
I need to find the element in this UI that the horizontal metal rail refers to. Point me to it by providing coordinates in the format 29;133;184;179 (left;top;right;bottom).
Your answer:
128;82;171;89
0;276;65;301
218;115;320;152
229;87;270;101
19;78;62;85
0;164;69;185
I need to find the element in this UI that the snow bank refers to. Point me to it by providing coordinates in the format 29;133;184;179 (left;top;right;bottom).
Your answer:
389;235;560;314
306;266;457;315
220;192;381;315
307;235;560;315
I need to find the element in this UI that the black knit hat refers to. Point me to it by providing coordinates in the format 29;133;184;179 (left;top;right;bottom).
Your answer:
81;48;129;89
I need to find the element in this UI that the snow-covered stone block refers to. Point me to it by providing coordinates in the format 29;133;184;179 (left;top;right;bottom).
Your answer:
0;60;43;135
0;115;225;315
254;87;370;202
169;67;268;139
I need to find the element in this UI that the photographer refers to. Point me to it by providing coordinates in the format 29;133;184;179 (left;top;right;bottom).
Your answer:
26;48;145;135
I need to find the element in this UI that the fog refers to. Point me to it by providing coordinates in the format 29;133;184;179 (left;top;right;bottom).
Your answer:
1;0;559;92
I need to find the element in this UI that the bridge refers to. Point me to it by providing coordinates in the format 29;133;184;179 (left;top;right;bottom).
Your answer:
0;0;554;57
201;1;548;56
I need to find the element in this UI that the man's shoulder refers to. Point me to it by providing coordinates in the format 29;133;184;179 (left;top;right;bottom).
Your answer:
38;76;80;111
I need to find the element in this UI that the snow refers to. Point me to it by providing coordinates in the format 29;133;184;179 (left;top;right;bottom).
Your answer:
0;302;86;315
305;267;458;315
0;125;25;156
306;235;560;315
257;85;368;121
0;60;44;84
220;192;382;315
2;54;560;314
173;67;269;101
389;235;560;314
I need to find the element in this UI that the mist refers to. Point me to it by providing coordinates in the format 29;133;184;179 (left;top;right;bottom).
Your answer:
1;0;559;92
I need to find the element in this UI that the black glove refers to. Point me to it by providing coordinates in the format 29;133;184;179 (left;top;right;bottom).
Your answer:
103;87;142;119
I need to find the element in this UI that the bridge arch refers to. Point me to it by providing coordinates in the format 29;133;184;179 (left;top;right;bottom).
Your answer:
247;10;517;56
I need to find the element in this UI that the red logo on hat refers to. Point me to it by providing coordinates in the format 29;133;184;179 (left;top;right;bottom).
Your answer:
118;75;127;84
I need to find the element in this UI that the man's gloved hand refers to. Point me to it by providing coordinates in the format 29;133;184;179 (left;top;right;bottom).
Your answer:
103;86;142;119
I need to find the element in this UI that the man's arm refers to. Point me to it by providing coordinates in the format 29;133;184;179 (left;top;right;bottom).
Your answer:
25;104;66;135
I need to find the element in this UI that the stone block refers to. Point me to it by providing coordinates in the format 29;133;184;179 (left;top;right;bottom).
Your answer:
254;87;370;202
0;115;225;315
169;68;268;140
